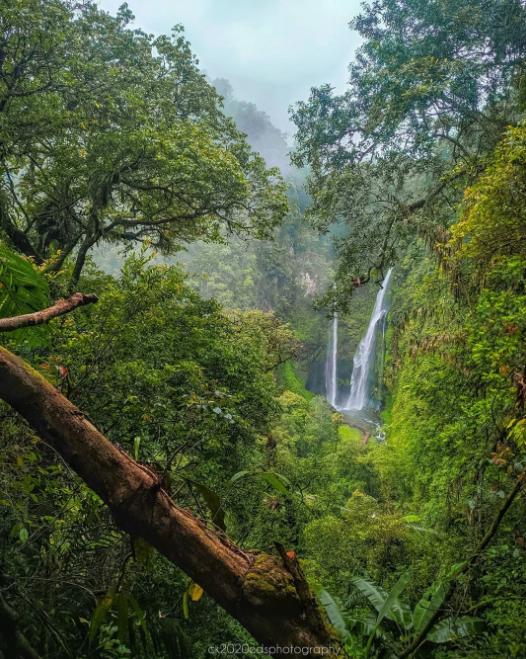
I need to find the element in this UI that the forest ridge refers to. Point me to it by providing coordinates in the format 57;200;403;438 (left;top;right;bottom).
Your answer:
1;1;526;657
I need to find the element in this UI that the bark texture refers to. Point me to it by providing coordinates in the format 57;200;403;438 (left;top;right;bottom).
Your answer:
0;293;98;332
0;347;343;657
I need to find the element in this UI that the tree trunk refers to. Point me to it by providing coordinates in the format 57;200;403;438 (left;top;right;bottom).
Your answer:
0;347;343;657
70;235;97;287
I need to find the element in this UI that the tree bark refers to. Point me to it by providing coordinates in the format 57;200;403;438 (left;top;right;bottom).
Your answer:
0;293;98;332
70;236;96;288
0;347;342;657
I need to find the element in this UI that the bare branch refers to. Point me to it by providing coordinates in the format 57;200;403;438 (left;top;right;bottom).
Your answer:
0;293;98;332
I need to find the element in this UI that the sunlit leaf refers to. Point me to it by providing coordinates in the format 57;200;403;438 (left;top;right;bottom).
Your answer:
188;583;204;602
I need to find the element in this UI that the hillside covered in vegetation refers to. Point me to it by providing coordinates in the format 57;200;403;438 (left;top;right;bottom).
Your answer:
1;1;526;658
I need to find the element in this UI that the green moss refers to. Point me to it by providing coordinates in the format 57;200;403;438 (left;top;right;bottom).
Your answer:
279;361;314;400
242;553;298;607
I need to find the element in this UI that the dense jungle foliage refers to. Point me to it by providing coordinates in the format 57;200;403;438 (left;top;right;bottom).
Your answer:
1;0;526;657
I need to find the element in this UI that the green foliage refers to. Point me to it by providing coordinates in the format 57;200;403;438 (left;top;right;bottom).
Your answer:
279;361;314;401
0;242;48;317
0;255;303;657
0;242;49;348
292;0;526;298
0;1;287;282
368;140;526;654
448;125;526;279
347;573;481;655
1;1;526;657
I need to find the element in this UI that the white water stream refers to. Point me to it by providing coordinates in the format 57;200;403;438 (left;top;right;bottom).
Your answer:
343;268;393;410
325;269;393;412
325;313;338;408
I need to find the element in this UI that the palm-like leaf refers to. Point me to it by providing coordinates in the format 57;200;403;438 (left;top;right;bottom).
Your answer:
351;575;412;628
365;572;411;656
427;616;482;643
317;588;350;640
412;581;448;634
0;243;48;318
350;576;388;613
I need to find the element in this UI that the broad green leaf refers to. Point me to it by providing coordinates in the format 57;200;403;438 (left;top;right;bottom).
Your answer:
427;616;482;644
413;563;466;635
260;470;290;495
413;581;449;634
366;572;412;656
350;576;388;614
316;588;350;640
349;615;393;643
230;469;290;495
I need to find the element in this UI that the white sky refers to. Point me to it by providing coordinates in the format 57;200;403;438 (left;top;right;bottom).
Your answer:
96;0;363;136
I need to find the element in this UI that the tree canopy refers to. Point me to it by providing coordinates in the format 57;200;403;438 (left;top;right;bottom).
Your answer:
291;0;526;294
0;1;287;283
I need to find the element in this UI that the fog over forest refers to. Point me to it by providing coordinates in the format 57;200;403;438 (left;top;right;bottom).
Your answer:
98;0;362;134
1;2;526;658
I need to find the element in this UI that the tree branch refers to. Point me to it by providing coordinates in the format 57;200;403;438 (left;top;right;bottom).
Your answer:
0;293;98;332
398;468;526;657
0;347;342;656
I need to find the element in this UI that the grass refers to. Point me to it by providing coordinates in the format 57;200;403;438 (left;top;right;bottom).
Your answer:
337;424;363;442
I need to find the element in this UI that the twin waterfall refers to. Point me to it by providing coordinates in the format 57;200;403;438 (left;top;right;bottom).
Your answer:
326;269;393;411
325;312;339;408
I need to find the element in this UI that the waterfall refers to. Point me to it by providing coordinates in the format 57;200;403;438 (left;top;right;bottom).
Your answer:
325;312;338;407
343;268;393;411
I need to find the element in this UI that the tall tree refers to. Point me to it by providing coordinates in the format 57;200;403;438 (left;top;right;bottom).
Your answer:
0;1;287;283
291;0;526;292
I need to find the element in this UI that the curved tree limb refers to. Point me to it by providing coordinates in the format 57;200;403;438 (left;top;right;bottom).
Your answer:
0;347;342;656
0;293;98;332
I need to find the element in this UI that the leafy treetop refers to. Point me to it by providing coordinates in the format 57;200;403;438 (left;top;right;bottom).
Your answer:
0;0;288;283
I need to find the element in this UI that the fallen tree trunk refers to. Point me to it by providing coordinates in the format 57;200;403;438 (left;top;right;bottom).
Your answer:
0;346;342;657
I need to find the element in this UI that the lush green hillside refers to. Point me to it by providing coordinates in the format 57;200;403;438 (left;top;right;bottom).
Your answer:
1;1;526;657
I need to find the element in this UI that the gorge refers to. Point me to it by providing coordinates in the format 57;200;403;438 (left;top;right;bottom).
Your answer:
325;269;393;416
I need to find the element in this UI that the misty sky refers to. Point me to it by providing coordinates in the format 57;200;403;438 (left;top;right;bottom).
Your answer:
96;0;362;135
